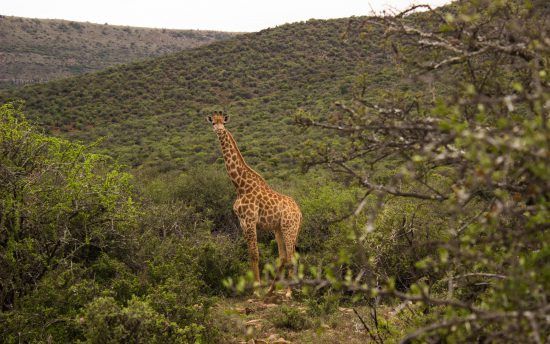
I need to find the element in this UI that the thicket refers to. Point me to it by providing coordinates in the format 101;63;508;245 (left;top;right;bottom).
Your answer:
0;16;386;177
287;1;549;342
0;101;367;342
1;1;548;342
0;103;249;342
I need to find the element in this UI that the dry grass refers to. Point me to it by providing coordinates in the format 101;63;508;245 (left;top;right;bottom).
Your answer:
211;293;415;343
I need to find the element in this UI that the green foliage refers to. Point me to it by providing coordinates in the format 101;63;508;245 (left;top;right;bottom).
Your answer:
294;176;361;256
0;102;138;311
305;292;340;317
365;196;454;289
0;104;247;342
0;17;382;176
1;266;98;342
293;1;550;342
170;166;237;233
2;2;548;342
197;238;248;295
78;296;205;343
270;305;312;331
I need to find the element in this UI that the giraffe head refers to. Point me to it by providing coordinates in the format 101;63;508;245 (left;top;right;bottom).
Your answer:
206;111;230;132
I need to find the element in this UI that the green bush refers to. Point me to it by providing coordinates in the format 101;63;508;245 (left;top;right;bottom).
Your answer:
365;196;452;290
143;166;237;233
271;305;312;331
0;102;138;312
0;265;98;343
0;104;243;343
306;291;340;317
270;173;361;258
197;237;248;295
78;296;205;343
293;1;550;341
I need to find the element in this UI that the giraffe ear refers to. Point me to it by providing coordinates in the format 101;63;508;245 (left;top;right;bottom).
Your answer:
206;116;213;124
223;115;230;123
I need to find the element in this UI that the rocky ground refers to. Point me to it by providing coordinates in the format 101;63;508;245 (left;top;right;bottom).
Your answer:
212;291;413;343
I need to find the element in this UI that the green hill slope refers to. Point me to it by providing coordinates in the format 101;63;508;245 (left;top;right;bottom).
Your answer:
0;17;393;175
0;16;237;89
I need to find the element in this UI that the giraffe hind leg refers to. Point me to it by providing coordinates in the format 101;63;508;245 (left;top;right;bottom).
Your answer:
266;231;287;296
282;220;300;298
266;221;299;298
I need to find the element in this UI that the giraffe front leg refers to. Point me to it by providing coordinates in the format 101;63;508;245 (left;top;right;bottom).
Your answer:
246;238;260;285
241;220;261;286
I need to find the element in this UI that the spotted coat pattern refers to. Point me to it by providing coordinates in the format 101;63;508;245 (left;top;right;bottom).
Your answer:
207;113;302;288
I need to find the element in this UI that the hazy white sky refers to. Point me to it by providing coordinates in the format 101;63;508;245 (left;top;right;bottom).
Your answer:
3;0;451;32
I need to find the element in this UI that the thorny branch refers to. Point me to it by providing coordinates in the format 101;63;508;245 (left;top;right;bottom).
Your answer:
263;276;549;343
293;1;549;342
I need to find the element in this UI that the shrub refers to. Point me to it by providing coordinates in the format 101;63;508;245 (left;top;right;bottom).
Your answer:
0;102;138;312
143;166;238;234
306;292;340;317
78;296;205;343
196;237;248;295
0;104;236;343
295;1;550;341
0;265;99;343
271;305;312;331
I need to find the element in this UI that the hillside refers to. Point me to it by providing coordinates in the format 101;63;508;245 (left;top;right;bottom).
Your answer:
1;1;548;343
0;17;395;175
0;16;237;89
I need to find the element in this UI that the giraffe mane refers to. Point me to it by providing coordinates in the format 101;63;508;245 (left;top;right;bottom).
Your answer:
224;129;266;183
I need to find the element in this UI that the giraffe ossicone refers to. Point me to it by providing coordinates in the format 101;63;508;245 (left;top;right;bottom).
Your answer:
207;111;302;297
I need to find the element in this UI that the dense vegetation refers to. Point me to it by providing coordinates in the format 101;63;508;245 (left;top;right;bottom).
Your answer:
0;15;236;89
289;1;549;342
0;16;389;177
0;102;249;342
0;102;361;342
1;1;548;343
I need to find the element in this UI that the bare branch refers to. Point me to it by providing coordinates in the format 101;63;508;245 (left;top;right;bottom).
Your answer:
399;305;550;344
444;273;508;281
353;308;382;344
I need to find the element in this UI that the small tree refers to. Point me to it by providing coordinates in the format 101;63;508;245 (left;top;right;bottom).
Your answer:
0;102;138;312
295;1;549;342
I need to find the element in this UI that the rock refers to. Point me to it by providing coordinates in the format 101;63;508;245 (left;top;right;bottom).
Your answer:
267;334;279;341
338;307;353;313
245;319;263;328
265;334;291;343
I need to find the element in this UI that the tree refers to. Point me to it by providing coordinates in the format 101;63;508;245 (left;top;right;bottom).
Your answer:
0;102;138;312
295;1;549;342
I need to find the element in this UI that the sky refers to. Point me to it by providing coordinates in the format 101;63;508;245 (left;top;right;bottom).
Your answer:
3;0;451;32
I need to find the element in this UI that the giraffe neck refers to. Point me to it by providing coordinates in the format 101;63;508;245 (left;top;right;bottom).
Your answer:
215;128;266;195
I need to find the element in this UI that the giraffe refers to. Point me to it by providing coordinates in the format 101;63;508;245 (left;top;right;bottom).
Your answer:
206;111;302;296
